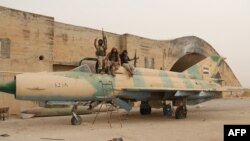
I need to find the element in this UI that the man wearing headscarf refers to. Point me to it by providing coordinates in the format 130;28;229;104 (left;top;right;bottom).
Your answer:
94;34;107;72
105;48;120;76
120;50;136;76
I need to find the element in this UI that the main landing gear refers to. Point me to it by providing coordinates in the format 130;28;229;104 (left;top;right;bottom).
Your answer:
173;97;187;119
163;103;172;117
175;105;187;119
140;101;151;115
162;103;187;119
140;97;187;119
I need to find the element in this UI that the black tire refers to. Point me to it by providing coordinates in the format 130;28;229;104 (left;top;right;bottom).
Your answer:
175;106;187;119
140;101;151;115
140;107;151;115
71;115;82;125
163;104;172;117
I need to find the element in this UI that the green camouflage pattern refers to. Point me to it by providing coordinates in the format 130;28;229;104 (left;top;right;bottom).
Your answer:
0;55;228;111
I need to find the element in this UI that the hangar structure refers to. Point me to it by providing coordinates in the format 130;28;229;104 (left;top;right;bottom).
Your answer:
0;6;240;114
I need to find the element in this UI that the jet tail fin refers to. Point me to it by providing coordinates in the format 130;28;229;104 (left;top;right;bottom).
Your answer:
183;55;224;80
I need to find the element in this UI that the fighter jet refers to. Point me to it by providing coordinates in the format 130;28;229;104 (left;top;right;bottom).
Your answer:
0;55;238;125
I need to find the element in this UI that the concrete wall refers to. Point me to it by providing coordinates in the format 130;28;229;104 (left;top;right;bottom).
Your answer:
0;6;54;72
53;22;121;66
121;34;167;69
0;6;54;114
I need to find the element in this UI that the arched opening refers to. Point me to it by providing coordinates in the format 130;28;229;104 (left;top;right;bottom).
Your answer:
170;53;206;72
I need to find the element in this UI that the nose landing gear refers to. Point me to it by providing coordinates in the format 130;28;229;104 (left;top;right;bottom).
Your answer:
71;104;82;125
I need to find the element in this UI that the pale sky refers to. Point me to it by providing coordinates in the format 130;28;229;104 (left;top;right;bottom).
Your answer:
0;0;249;87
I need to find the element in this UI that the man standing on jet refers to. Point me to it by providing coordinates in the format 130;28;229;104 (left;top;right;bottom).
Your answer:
94;29;107;72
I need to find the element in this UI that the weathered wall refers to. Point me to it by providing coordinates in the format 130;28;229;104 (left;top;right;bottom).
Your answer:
53;22;121;66
0;6;54;72
0;6;54;114
121;34;167;69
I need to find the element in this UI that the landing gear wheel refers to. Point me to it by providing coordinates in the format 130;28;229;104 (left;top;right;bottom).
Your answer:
140;101;151;115
163;104;172;117
71;115;82;125
175;106;187;119
140;107;151;115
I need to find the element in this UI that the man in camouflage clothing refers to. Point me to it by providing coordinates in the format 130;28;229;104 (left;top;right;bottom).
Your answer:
94;31;107;72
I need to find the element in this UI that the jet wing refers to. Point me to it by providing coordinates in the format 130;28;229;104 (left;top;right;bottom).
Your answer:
119;87;219;101
121;87;221;92
117;86;244;108
114;86;243;112
121;85;244;93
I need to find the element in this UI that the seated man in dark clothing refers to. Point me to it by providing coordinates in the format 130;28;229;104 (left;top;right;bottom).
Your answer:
105;48;120;76
120;50;136;76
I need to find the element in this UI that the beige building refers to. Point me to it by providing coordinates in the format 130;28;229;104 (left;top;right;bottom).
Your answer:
0;6;241;114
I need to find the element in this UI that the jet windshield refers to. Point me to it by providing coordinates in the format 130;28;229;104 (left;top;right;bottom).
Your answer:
71;64;92;73
79;59;98;73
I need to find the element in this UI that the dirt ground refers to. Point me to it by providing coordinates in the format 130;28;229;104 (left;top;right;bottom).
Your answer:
0;97;250;141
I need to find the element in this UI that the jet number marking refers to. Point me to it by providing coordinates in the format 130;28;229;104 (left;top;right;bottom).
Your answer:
54;82;68;88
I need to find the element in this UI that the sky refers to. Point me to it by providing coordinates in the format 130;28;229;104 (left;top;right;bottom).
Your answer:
0;0;249;87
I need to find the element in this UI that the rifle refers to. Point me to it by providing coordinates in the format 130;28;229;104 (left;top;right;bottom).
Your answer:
102;28;107;50
102;28;106;40
134;49;137;67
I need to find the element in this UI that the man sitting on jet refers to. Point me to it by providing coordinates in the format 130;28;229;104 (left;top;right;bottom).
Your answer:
105;48;120;76
120;50;138;76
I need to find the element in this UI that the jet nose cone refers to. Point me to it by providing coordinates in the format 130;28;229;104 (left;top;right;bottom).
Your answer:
0;80;16;95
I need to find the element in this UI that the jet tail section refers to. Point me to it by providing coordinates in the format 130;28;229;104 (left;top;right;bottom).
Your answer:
183;55;224;80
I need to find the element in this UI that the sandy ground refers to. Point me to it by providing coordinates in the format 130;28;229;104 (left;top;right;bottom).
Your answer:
0;97;250;141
